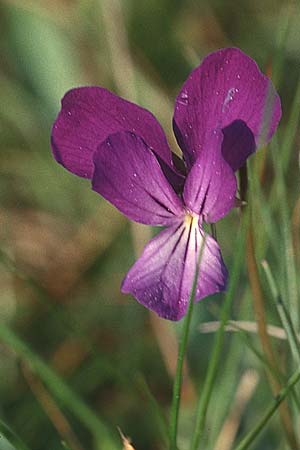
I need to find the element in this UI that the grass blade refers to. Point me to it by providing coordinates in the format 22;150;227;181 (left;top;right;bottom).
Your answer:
0;323;117;449
233;368;300;450
262;260;300;366
0;420;31;450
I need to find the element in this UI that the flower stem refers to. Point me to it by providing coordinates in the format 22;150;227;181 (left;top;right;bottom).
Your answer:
169;282;195;450
169;232;206;450
233;368;300;450
190;219;247;450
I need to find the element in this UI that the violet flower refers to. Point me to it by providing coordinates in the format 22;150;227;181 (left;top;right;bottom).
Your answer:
51;48;281;321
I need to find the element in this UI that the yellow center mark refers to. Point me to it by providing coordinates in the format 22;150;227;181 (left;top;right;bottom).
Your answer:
184;213;198;229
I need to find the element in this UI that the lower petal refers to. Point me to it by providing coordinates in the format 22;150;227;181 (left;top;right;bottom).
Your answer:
121;219;228;321
196;231;228;301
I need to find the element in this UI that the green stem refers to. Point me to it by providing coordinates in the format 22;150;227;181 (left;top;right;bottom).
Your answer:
169;227;206;450
190;216;248;450
233;368;300;450
169;281;195;450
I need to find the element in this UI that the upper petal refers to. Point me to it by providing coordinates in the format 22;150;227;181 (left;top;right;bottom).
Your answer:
122;218;227;321
92;131;184;226
183;130;237;223
51;86;180;182
173;48;281;170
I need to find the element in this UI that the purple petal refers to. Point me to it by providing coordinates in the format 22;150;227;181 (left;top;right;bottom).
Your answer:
122;218;227;321
92;131;184;226
51;86;181;183
173;48;281;170
183;130;237;223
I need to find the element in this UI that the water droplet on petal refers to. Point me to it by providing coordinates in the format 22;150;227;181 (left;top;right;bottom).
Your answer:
222;87;238;113
178;91;189;105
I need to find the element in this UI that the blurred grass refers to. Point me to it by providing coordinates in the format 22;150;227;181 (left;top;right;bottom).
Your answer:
0;0;300;450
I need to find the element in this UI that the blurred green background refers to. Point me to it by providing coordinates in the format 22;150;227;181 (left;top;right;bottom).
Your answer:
0;1;300;450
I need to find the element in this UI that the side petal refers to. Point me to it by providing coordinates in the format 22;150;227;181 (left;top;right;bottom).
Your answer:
173;48;281;170
51;86;180;182
92;131;184;226
183;130;237;223
122;219;227;321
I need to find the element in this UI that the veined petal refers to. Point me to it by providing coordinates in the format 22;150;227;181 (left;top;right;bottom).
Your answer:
183;130;237;223
196;230;228;301
51;86;181;185
92;131;184;226
173;48;281;170
122;218;227;321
